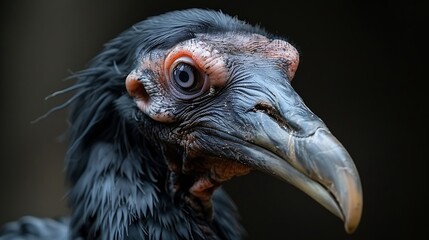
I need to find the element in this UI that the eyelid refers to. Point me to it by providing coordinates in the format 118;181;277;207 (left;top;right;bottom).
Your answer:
165;50;198;74
170;56;195;71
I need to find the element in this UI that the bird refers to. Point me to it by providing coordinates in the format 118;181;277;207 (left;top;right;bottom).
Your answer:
0;8;363;240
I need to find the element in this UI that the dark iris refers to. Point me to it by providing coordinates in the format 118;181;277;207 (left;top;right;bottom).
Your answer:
172;63;199;91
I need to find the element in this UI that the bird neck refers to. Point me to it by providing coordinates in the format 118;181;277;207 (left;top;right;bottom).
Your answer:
165;150;251;222
64;90;244;239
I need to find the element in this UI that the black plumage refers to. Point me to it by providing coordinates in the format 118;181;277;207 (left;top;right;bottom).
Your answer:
64;9;260;240
0;8;362;240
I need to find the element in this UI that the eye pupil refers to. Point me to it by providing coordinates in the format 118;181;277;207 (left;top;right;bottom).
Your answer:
178;71;189;83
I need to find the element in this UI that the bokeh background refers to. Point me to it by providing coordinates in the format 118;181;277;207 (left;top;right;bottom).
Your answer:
0;1;425;239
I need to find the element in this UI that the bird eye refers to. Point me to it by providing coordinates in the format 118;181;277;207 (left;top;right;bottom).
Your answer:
173;63;199;90
169;57;207;99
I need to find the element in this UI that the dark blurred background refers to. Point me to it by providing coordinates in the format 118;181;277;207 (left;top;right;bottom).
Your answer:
0;0;425;239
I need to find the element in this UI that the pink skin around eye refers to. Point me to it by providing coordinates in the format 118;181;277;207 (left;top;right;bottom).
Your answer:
164;40;228;94
125;40;231;123
167;56;210;100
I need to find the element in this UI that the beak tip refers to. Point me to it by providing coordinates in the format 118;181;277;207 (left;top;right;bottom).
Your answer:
344;195;363;234
345;221;359;234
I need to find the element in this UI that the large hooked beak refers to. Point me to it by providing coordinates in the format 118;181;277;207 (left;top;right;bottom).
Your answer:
215;75;363;233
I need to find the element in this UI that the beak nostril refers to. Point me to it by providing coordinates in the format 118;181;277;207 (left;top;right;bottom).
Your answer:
252;102;297;131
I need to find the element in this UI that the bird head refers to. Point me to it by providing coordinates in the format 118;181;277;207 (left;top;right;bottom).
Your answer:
65;8;362;236
121;9;362;233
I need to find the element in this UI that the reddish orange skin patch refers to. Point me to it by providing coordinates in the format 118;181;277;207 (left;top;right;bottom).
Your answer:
125;33;300;123
195;33;300;81
125;72;149;102
266;39;299;80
